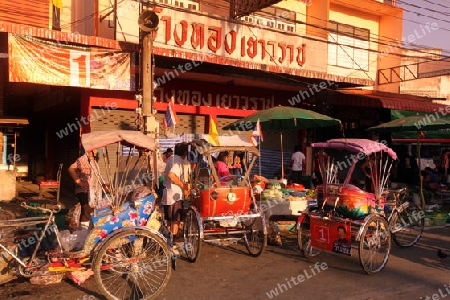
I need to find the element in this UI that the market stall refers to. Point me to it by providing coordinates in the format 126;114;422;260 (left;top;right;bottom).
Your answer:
254;180;317;244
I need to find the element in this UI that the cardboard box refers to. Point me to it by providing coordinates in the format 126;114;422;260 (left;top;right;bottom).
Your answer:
259;199;317;217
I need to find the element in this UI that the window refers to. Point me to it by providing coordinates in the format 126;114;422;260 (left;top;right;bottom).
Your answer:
156;0;199;10
240;7;296;33
328;22;370;71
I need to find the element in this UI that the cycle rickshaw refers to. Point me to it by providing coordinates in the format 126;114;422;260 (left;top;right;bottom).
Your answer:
0;130;173;299
297;138;424;274
182;136;267;262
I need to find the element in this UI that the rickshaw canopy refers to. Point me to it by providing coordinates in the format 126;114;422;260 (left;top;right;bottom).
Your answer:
192;135;260;156
81;130;157;152
312;138;397;160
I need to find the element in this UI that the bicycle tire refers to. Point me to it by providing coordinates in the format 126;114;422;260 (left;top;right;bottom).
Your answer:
93;228;172;300
391;203;424;248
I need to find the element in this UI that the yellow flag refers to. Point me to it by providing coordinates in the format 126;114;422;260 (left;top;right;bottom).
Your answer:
52;0;63;9
208;116;220;146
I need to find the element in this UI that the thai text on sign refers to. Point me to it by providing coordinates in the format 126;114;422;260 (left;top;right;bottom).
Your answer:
155;87;275;111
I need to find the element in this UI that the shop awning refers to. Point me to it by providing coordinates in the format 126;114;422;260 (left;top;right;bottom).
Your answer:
0;116;29;128
332;89;447;113
390;110;450;144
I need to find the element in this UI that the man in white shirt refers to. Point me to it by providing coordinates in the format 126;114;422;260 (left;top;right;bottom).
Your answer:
290;145;305;184
162;143;190;236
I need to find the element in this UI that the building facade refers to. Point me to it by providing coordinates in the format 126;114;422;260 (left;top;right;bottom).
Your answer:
1;0;439;183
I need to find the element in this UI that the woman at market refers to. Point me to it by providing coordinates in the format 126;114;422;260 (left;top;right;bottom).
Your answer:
215;151;230;183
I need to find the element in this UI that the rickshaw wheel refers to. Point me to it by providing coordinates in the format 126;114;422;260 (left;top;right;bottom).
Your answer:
359;215;391;275
297;215;322;258
93;228;171;300
243;212;266;257
391;203;424;248
183;207;202;263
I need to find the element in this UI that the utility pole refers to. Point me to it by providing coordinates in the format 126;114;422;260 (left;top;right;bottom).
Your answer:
138;9;159;135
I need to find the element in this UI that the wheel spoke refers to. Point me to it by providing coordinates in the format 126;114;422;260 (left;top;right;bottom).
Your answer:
183;208;201;262
359;216;391;274
244;213;266;257
94;230;171;300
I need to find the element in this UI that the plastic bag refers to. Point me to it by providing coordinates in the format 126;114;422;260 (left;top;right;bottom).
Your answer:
73;228;88;251
30;271;64;285
59;229;88;251
66;203;81;229
65;269;94;285
59;230;76;251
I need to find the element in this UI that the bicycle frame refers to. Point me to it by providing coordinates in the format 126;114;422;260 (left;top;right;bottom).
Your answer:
0;203;63;268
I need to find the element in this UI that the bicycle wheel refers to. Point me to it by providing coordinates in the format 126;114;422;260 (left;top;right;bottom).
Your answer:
297;216;321;258
93;228;171;300
391;202;424;248
243;212;267;257
359;215;391;275
183;207;202;262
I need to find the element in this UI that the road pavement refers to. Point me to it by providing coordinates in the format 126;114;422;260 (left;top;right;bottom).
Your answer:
1;226;449;300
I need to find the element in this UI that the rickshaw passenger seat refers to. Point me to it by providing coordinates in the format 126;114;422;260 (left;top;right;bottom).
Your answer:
198;168;211;187
94;202;131;218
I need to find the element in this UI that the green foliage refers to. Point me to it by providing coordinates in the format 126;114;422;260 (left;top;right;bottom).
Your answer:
406;185;433;204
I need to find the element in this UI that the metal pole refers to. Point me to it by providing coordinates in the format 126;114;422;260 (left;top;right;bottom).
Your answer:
281;132;284;179
138;9;159;135
141;33;156;135
13;131;16;172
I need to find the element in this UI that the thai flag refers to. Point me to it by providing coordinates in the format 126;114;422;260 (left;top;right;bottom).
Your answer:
250;119;264;146
163;97;178;129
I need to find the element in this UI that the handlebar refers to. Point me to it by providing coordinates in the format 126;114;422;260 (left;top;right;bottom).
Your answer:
21;202;61;214
389;187;407;195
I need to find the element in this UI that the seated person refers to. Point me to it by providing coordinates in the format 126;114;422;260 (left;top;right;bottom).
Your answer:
215;152;230;183
423;167;439;190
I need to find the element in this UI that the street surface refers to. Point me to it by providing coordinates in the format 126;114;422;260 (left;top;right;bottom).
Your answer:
1;227;449;300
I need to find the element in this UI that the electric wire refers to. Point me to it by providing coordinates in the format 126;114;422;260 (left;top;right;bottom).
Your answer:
45;0;450;60
197;0;450;58
15;0;449;86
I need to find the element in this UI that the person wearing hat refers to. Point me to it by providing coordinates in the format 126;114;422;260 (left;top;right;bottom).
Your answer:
163;148;173;163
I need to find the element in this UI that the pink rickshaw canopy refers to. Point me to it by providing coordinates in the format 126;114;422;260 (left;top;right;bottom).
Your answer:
312;138;397;160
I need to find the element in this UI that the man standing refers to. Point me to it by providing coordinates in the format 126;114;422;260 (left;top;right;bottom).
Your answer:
68;149;101;229
162;148;173;163
290;145;305;184
162;143;190;237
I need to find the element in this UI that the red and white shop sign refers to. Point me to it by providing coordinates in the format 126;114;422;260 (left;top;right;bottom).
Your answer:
154;12;306;68
153;80;281;111
116;4;307;70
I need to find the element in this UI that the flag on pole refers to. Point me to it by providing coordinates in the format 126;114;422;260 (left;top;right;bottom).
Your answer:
163;97;179;130
250;119;264;146
208;116;220;146
52;0;63;9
